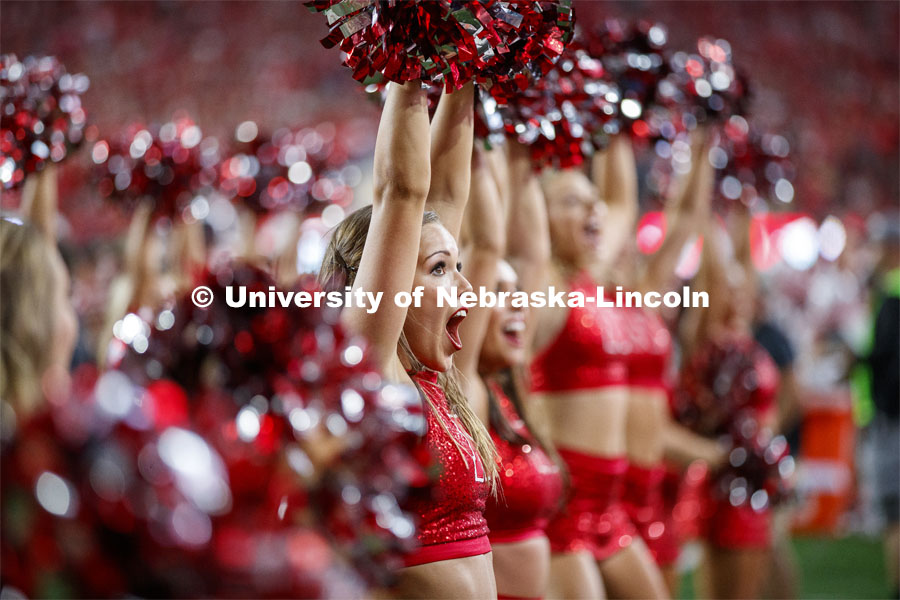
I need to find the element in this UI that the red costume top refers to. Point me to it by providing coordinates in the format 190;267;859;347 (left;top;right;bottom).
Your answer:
530;271;629;392
403;370;491;567
483;381;563;544
528;275;637;561
624;307;673;391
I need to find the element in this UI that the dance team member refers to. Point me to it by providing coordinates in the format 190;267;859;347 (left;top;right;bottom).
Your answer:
617;129;726;595
318;81;498;599
0;216;80;596
454;141;564;600
522;134;668;599
679;211;782;600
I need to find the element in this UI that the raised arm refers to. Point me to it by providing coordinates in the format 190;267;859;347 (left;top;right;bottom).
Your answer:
505;139;551;350
342;81;432;372
454;147;505;381
679;216;731;358
638;128;715;293
729;200;758;298
484;140;511;220
425;82;475;239
20;164;58;242
592;134;638;275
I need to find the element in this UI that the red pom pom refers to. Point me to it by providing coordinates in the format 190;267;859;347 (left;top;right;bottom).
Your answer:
711;118;795;207
307;0;575;93
91;115;219;221
658;36;749;126
110;263;429;589
0;54;89;190
482;37;617;169
586;20;675;141
218;121;357;215
675;336;792;510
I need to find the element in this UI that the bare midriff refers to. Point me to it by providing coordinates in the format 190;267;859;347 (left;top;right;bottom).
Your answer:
626;388;669;466
395;553;496;600
492;535;551;598
537;387;630;456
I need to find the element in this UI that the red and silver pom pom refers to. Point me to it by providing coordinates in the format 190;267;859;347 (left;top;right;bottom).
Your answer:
306;0;575;93
0;54;89;190
674;335;760;437
657;36;749;127
218;121;357;215
709;116;796;207
107;264;430;588
482;36;618;169
585;19;674;141
675;337;792;510
91;115;220;221
715;415;794;512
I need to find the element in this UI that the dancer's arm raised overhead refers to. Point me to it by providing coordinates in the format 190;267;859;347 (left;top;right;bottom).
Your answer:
20;164;58;242
592;134;638;276
639;128;715;293
729;197;758;298
342;81;431;373
455;147;505;380
505;140;551;348
426;82;475;239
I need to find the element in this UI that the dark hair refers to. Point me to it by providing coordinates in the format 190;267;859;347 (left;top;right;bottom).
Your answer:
485;366;569;501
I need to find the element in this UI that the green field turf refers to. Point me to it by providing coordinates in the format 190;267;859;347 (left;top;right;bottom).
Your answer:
677;534;892;599
793;534;890;599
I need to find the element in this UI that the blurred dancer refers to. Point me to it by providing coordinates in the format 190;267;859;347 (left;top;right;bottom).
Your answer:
522;135;668;599
455;141;564;599
0;216;80;596
319;82;498;599
680;212;782;600
618;130;726;596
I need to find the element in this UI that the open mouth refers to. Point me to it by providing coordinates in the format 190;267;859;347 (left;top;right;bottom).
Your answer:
501;319;525;348
583;221;601;246
445;308;467;351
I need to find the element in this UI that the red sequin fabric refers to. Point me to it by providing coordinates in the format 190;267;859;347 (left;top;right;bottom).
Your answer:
484;381;562;542
623;306;673;391
530;271;630;392
406;371;490;547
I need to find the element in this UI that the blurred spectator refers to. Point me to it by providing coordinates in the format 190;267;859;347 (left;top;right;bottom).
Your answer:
867;224;900;598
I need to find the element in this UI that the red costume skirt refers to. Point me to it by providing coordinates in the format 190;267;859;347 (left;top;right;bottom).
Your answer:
703;498;772;550
622;463;680;567
544;448;636;562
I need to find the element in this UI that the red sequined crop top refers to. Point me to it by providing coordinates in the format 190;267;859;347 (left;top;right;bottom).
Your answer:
624;307;673;391
530;271;629;392
484;381;563;544
403;371;491;567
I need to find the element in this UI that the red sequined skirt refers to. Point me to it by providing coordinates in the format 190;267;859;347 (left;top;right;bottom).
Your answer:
544;448;636;561
703;498;772;550
622;462;680;567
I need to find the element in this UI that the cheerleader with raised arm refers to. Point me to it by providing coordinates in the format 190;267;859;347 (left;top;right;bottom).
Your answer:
514;134;667;599
677;204;785;600
616;129;727;595
453;140;564;600
318;81;498;599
